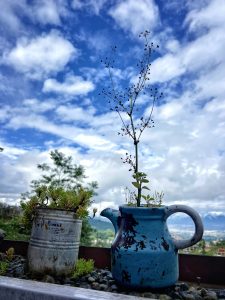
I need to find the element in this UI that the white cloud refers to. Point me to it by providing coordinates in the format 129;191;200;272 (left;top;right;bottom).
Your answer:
0;149;44;199
0;0;70;34
183;27;225;73
108;0;159;36
165;39;180;54
0;0;28;32
185;0;225;31
56;105;96;123
157;101;183;120
77;29;111;54
0;105;11;123
43;75;95;95
72;0;106;15
22;98;56;113
150;12;225;85
33;0;61;25
3;31;76;79
6;109;116;152
150;54;185;83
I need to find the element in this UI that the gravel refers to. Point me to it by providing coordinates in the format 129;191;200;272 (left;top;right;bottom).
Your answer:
1;255;225;300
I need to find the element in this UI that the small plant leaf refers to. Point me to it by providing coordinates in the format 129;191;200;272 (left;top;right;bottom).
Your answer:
142;186;150;190
141;179;149;183
132;182;140;188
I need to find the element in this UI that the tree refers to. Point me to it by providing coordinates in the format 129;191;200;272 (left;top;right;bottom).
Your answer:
21;150;98;246
200;239;206;255
31;149;97;191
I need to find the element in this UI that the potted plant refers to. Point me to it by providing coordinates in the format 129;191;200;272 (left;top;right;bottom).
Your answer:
20;150;97;277
100;31;204;288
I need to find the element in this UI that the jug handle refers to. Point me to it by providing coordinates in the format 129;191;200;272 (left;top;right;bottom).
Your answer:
165;205;204;250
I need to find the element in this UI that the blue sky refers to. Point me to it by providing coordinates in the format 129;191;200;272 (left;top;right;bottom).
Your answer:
0;0;225;216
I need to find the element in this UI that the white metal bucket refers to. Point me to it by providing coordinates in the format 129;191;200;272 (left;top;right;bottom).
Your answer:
28;208;82;276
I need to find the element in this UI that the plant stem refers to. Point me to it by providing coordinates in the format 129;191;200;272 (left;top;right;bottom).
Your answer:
134;141;141;207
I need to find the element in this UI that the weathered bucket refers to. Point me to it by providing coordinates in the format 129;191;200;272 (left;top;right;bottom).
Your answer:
28;208;82;276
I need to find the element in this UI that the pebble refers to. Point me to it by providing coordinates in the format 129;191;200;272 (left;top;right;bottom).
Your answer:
110;284;118;291
142;292;157;299
180;291;196;300
179;282;190;291
91;282;100;290
87;276;95;283
6;256;26;278
201;288;208;296
99;283;108;291
42;275;55;284
0;229;6;241
204;291;218;300
159;294;172;300
0;255;223;300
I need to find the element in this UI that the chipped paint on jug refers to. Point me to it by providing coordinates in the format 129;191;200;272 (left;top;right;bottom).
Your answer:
101;205;203;288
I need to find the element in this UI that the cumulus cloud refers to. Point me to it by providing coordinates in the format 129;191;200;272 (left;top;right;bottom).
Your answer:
0;149;44;203
108;0;159;36
149;5;225;85
33;0;62;25
5;107;116;152
185;0;225;31
43;75;95;95
2;31;76;79
0;0;69;34
150;54;185;83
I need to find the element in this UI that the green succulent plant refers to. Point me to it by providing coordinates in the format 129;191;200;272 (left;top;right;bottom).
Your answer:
72;258;95;279
0;261;9;275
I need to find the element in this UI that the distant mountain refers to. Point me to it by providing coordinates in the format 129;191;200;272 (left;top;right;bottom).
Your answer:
89;218;114;231
90;213;225;231
168;213;225;230
203;214;225;230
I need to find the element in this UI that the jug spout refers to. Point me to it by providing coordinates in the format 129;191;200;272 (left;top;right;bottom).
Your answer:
100;208;120;233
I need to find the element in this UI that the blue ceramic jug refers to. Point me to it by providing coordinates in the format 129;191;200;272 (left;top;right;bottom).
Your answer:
101;205;204;288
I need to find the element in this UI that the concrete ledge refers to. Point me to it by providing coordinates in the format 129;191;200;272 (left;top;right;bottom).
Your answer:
0;276;144;300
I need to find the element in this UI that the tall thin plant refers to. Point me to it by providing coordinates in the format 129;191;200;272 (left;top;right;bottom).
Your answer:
100;31;163;207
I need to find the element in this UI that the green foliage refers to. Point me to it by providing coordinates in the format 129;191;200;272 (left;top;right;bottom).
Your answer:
72;258;94;279
128;172;163;207
80;219;95;246
20;150;98;238
0;215;30;241
20;196;40;230
0;261;9;275
91;229;114;248
0;202;21;219
5;247;15;261
31;150;89;190
21;185;94;230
